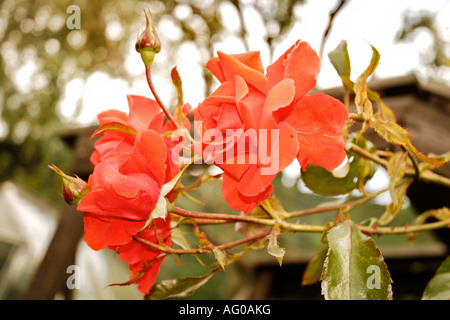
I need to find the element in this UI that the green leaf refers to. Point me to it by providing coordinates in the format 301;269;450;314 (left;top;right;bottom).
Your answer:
370;115;444;166
212;247;227;270
302;245;328;286
321;220;393;300
266;225;285;266
328;40;351;78
171;227;192;250
301;135;375;196
146;271;217;300
90;121;136;139
171;66;184;106
377;152;412;225
378;178;413;226
422;256;450;300
354;44;380;119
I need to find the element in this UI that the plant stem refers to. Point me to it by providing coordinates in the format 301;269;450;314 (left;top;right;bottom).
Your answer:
145;65;183;132
348;142;388;167
359;219;450;235
348;142;450;188
285;186;389;219
133;229;270;255
170;206;275;226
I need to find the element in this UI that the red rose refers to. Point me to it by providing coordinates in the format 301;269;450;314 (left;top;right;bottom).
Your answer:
78;95;182;293
193;40;347;213
78;130;168;250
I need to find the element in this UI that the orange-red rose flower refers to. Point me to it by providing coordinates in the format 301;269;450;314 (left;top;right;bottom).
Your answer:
78;129;168;250
78;95;182;293
193;40;348;213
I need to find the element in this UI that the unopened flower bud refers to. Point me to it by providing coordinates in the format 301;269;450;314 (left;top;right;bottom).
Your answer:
48;164;90;205
135;8;161;66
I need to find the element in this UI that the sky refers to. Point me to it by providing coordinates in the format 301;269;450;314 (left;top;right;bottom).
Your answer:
57;0;450;125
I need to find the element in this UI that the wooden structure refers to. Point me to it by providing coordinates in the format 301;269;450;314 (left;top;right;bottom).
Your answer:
23;75;450;299
23;127;96;300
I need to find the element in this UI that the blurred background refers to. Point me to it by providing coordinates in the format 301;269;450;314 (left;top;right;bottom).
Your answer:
0;0;449;300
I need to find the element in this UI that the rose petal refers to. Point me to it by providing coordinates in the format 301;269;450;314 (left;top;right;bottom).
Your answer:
134;130;168;186
127;95;161;132
216;51;268;94
83;214;146;251
283;93;348;136
267;40;320;101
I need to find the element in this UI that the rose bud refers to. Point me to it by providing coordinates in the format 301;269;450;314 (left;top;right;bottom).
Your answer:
135;8;161;67
48;164;90;205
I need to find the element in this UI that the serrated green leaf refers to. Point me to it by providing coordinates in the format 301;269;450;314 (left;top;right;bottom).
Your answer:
302;245;328;286
422;256;450;300
147;271;217;300
321;220;393;300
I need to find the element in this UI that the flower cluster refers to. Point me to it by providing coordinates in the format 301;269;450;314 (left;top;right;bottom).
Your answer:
76;95;180;294
61;38;347;295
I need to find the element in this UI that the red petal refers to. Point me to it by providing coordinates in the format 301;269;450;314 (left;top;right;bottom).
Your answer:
134;130;168;186
97;109;129;126
127;95;161;132
262;78;295;118
83;214;145;251
296;133;346;172
130;258;165;295
216;51;268;94
230;51;265;73
77;186;159;221
283;93;348;136
117;218;171;265
206;56;226;83
221;173;258;213
221;173;273;213
267;40;320;101
281;93;347;171
238;164;276;197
